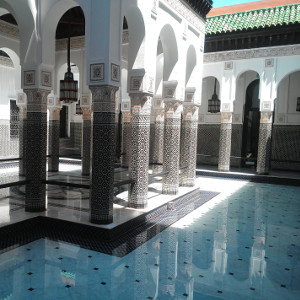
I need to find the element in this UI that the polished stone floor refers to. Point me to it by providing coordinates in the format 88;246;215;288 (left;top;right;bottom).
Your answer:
0;161;203;230
0;177;299;299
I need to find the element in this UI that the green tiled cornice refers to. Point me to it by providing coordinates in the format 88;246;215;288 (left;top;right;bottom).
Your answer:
206;4;300;34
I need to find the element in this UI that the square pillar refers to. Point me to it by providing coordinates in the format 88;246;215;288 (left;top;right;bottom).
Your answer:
257;112;273;174
180;104;199;187
89;85;118;224
128;93;152;208
81;107;92;176
24;89;49;212
163;100;182;194
218;112;233;172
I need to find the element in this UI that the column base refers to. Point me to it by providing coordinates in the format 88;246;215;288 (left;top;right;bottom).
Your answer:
162;184;179;195
218;166;230;172
180;178;195;187
128;201;147;209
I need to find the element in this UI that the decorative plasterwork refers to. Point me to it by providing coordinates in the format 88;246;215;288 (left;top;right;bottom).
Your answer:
0;20;19;39
162;0;205;34
56;36;85;51
0;56;13;67
204;45;300;63
122;30;129;44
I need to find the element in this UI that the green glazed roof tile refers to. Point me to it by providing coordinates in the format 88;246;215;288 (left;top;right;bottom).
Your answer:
206;3;300;34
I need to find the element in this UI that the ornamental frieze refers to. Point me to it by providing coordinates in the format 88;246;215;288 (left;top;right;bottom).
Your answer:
204;45;300;63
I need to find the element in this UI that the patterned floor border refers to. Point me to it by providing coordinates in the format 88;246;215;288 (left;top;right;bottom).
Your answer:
0;189;219;257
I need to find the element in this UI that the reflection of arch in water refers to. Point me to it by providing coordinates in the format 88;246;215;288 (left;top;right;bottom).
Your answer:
241;78;260;168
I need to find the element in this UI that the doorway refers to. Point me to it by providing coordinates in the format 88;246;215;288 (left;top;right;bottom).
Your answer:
241;79;260;168
60;105;68;138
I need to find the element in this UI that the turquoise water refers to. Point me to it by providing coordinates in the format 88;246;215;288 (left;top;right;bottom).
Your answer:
0;182;300;299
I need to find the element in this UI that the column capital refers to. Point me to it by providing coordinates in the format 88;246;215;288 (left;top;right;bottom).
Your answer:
260;111;273;124
48;107;61;121
89;85;118;113
164;99;183;119
221;112;233;124
24;89;50;113
81;107;92;120
129;93;152;116
182;103;199;121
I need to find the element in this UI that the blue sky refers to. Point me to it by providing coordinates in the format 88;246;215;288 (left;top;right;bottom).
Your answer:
212;0;260;8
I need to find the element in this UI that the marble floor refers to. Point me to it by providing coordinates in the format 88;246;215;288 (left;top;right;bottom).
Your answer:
0;161;203;230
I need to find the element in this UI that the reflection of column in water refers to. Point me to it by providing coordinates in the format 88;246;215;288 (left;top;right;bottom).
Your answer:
158;229;178;298
175;226;194;299
250;187;266;291
213;199;228;277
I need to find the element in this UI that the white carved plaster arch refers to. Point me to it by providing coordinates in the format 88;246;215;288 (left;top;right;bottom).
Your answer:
185;44;197;87
41;0;87;67
157;24;178;81
124;5;146;71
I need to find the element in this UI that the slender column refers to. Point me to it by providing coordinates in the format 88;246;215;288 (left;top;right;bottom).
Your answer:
17;105;27;176
89;85;117;224
163;100;182;195
152;107;165;174
48;107;60;172
128;93;152;208
180;104;199;187
24;89;49;212
257;112;273;174
81;107;92;176
121;111;131;168
218;112;233;172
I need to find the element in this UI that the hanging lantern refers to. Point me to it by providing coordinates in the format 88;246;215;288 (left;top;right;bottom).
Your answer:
60;26;78;104
208;78;220;113
297;97;300;112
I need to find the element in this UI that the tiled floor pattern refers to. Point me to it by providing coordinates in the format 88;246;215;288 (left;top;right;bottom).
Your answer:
0;180;299;299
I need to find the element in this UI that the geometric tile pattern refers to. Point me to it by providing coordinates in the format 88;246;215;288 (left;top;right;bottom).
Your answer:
180;105;199;186
151;108;164;174
121;112;131;168
18;107;27;176
257;122;272;174
163;100;182;194
48;119;60;172
230;124;243;167
81;107;92;176
89;85;118;224
24;89;49;212
128;94;152;208
197;124;220;166
218;122;232;172
271;125;300;171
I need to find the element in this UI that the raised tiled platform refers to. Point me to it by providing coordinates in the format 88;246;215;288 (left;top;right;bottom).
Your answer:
0;188;218;257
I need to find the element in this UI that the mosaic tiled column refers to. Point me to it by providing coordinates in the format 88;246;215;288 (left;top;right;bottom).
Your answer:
81;107;91;176
128;93;152;208
24;89;49;212
257;112;273;174
152;107;165;174
48;107;60;172
89;86;118;224
18;105;27;176
163;100;182;195
180;104;199;187
121;111;131;168
218;112;233;172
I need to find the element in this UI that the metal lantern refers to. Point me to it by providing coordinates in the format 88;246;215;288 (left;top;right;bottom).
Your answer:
208;78;220;113
60;30;78;104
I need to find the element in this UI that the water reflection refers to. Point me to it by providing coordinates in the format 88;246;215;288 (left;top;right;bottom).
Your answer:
0;183;300;299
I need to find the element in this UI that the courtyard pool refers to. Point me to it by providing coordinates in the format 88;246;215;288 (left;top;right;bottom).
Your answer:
0;181;299;299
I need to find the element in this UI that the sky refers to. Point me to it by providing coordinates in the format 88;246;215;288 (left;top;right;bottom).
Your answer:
212;0;261;8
